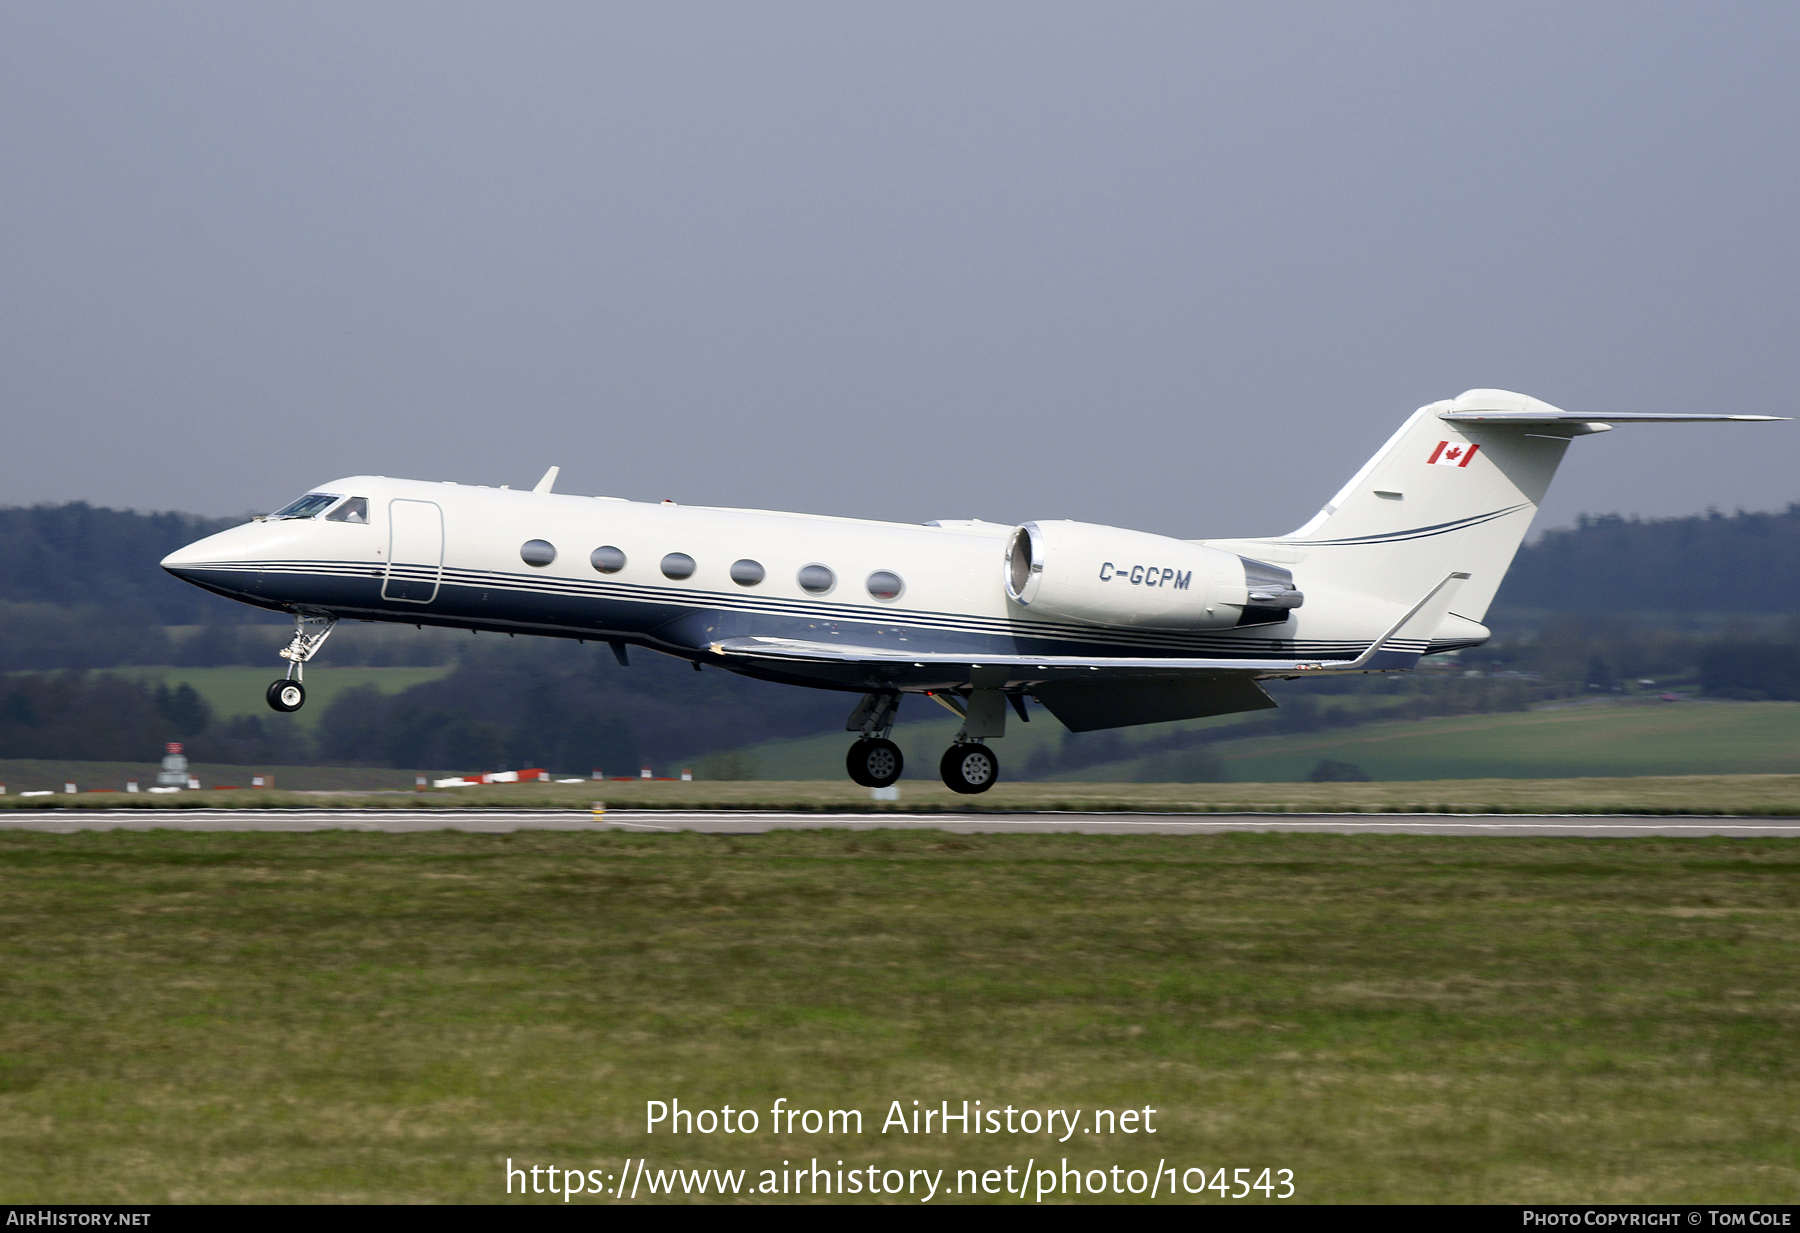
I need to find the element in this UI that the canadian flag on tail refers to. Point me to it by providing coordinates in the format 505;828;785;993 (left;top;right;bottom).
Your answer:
1427;441;1481;468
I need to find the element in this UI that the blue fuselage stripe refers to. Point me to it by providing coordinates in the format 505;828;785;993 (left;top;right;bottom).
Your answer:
172;561;1380;664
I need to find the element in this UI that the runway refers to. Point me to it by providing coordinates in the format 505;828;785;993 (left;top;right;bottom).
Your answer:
2;808;1797;837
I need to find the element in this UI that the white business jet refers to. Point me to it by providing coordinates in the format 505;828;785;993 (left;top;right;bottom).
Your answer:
161;390;1781;793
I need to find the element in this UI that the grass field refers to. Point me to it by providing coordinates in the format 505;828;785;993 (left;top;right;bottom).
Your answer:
697;699;1800;783
678;707;1210;779
100;665;454;728
5;774;1800;816
0;758;420;795
0;829;1794;1203
1208;700;1800;782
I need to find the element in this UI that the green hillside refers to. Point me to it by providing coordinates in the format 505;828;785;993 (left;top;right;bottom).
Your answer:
694;699;1800;783
1200;700;1800;781
83;666;454;730
678;708;1092;780
0;759;419;794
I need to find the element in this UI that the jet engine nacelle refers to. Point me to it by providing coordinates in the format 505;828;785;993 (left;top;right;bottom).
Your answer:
1004;520;1275;630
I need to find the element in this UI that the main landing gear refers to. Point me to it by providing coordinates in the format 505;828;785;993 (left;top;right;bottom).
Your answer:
842;688;1020;795
844;692;904;787
925;688;1014;795
846;738;904;788
267;614;337;713
940;743;999;795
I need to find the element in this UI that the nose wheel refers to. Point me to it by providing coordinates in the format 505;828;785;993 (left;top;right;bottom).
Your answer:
267;679;306;712
846;738;904;788
940;743;998;794
266;614;337;713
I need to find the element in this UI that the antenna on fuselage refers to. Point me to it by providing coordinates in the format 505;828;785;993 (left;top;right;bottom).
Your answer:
532;466;560;494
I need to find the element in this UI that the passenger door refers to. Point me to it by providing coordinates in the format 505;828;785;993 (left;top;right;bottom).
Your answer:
382;499;444;603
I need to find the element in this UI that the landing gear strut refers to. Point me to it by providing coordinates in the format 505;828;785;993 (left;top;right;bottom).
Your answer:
844;691;903;787
924;688;1009;794
267;614;337;713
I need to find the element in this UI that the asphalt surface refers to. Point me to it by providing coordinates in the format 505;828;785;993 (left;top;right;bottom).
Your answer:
1;808;1797;837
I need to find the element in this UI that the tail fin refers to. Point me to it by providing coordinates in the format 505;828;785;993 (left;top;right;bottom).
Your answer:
1204;389;1785;628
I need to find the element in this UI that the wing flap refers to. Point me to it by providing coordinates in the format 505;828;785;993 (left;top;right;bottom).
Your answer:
1034;676;1277;732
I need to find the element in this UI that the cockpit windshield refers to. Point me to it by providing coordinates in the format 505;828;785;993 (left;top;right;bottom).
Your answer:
268;493;343;520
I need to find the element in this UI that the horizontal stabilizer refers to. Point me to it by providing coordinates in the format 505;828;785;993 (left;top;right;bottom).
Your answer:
1439;389;1787;426
1440;411;1786;424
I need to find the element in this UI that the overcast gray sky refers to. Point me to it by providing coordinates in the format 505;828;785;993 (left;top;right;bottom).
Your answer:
2;2;1795;539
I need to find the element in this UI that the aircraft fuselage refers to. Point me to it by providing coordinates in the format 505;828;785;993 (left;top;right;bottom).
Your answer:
162;476;1394;696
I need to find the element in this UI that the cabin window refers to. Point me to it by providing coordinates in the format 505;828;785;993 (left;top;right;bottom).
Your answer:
325;497;368;524
661;552;697;580
730;559;765;586
866;570;904;600
797;564;835;594
591;546;627;573
268;493;342;520
520;539;557;567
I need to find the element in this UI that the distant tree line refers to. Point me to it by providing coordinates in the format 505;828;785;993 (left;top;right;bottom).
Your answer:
0;643;847;771
1460;612;1800;701
1492;504;1800;615
1016;675;1559;782
0;673;303;765
0;503;252;623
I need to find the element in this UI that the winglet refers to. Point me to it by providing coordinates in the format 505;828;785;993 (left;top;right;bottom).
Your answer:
1338;572;1471;671
532;466;560;494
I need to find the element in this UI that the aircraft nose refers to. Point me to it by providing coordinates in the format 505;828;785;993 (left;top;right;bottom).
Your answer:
161;528;246;576
160;540;208;575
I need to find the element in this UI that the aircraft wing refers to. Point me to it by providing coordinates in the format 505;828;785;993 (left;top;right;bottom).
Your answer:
710;636;1338;678
709;570;1470;683
710;636;1320;730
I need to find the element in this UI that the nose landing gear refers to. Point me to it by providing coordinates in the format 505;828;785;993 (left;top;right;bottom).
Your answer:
267;614;337;713
267;679;306;712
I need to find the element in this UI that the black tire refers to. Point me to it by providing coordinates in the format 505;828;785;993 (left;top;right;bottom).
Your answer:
267;679;305;713
846;739;903;788
940;743;998;794
845;742;873;786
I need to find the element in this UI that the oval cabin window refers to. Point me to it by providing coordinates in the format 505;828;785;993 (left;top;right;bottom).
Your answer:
591;546;627;574
866;570;904;600
661;552;697;580
730;559;765;586
520;539;557;567
797;564;835;594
